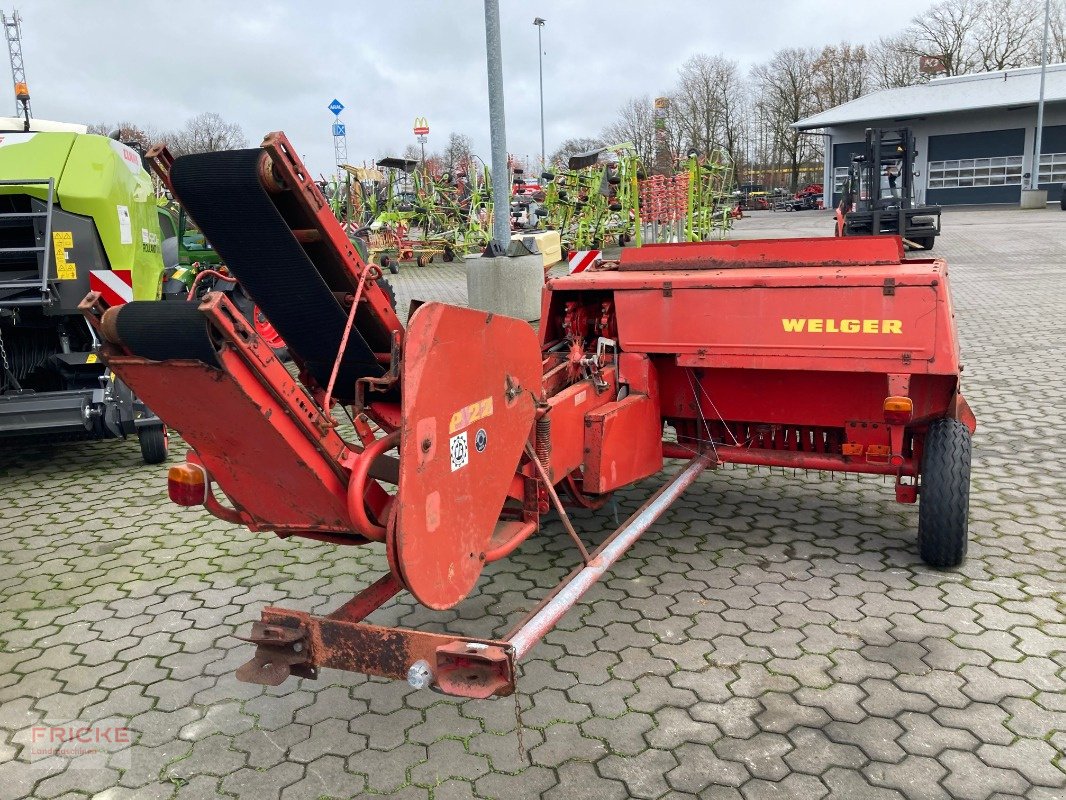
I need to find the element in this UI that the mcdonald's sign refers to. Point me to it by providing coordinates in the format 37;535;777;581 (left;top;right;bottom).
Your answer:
413;117;430;136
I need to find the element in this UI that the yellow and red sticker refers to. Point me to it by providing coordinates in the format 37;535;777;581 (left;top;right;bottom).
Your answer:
448;396;493;435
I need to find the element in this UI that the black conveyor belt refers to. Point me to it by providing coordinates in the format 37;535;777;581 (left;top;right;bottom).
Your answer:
114;301;221;367
169;149;383;399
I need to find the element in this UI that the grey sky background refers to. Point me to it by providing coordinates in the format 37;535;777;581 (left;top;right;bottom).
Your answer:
17;1;935;175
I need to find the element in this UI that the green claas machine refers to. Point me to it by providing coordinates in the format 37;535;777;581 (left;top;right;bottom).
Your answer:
0;118;169;462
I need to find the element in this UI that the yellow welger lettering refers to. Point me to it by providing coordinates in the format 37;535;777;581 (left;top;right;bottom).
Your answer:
782;318;905;334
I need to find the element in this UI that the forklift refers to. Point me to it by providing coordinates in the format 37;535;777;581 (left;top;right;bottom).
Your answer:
836;127;941;250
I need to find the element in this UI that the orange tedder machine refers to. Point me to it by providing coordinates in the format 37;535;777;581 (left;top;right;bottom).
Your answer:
81;134;976;698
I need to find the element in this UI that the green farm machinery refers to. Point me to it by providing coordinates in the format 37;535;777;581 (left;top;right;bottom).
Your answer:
0;120;169;461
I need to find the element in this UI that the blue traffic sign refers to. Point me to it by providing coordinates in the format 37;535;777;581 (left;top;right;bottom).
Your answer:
328;98;344;116
332;123;346;137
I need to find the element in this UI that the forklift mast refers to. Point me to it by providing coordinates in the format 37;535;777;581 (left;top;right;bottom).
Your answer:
850;128;918;212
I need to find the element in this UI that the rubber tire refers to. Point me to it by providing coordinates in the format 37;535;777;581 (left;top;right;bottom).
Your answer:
138;425;169;465
379;277;397;309
442;248;454;262
918;418;971;569
912;236;934;251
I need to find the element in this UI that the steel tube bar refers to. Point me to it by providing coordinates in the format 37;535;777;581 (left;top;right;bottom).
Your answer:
524;442;591;563
483;0;510;249
660;441;917;476
327;573;401;623
508;453;713;659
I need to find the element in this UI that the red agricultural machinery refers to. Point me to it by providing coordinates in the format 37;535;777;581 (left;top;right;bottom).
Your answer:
81;133;975;699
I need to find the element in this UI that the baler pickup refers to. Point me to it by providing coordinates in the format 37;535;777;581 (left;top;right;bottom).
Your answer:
83;133;974;699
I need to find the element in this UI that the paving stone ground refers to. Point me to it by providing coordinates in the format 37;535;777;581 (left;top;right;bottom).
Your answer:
1;207;1064;800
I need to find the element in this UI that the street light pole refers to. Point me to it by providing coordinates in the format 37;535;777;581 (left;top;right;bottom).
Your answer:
534;17;546;174
1032;0;1051;190
484;0;510;252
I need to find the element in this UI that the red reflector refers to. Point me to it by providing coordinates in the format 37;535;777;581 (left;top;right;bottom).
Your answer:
168;463;207;506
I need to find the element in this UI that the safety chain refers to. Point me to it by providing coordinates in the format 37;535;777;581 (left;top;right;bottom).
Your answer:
0;322;18;392
0;322;10;373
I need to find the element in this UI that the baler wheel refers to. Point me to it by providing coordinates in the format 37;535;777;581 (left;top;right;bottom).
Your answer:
917;418;971;569
138;425;169;465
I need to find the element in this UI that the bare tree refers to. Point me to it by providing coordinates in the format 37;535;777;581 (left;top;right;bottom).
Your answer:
751;48;820;191
1047;0;1066;61
87;121;158;151
870;33;929;89
674;54;745;166
975;0;1041;70
549;137;605;168
907;0;983;76
440;133;473;174
166;112;247;157
811;43;871;109
601;95;657;166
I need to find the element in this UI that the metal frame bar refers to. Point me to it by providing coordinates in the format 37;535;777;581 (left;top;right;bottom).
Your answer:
234;452;713;698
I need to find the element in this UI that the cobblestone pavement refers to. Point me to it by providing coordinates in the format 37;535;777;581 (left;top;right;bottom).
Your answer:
1;208;1063;799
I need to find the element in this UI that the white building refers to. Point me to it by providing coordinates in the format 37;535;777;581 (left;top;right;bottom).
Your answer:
794;63;1066;206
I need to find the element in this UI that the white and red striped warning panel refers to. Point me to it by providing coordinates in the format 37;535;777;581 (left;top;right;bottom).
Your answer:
89;269;134;306
567;249;601;274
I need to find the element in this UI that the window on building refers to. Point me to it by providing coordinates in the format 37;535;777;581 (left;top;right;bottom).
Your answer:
833;165;850;194
1038;152;1066;184
927;156;1022;189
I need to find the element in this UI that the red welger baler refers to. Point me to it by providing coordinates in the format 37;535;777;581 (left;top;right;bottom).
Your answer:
544;235;976;569
80;134;974;698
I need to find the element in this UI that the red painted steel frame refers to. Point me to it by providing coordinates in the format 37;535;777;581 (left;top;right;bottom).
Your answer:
234;452;712;697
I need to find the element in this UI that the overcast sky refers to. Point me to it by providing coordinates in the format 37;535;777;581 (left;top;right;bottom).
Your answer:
19;0;935;176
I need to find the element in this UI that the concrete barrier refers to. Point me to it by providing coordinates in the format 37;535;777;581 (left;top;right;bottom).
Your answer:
466;253;543;321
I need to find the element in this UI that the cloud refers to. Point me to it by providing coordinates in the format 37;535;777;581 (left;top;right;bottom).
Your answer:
18;0;934;175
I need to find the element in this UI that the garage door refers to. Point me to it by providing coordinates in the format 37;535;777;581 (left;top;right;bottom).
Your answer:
1037;124;1066;202
927;129;1025;205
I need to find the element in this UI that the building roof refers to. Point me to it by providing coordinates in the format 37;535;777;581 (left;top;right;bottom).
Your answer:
794;63;1066;130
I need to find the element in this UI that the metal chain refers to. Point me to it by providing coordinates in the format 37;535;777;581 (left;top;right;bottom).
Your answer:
0;323;10;373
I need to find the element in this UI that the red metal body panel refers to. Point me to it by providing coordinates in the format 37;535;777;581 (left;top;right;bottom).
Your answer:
552;259;959;376
393;303;542;610
584;392;663;494
541;368;617;481
111;358;353;535
619;235;906;269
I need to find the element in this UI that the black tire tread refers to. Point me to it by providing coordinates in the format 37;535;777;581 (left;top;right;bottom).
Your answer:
139;425;168;465
918;418;971;568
